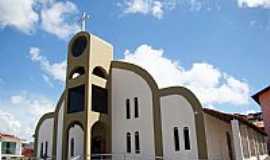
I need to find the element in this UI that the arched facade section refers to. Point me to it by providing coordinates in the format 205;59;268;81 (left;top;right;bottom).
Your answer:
66;122;84;160
111;61;163;157
159;87;208;159
92;66;108;79
69;66;85;80
34;113;55;158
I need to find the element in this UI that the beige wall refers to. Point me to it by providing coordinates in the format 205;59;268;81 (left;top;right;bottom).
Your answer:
204;113;233;160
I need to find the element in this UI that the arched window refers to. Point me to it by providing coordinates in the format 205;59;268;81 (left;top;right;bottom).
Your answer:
93;66;107;79
135;131;140;154
45;141;48;157
184;127;191;150
126;132;131;153
174;127;180;151
134;97;139;118
70;138;75;157
126;99;130;119
69;67;85;79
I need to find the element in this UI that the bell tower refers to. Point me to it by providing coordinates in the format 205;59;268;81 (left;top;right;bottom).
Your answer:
62;31;113;160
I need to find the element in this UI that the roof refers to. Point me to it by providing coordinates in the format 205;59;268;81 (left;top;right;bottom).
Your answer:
252;85;270;105
203;108;267;136
0;133;24;142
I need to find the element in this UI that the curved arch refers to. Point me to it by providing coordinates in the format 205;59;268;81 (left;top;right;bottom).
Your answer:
34;112;55;157
66;121;84;131
159;86;208;159
69;66;85;80
111;61;159;91
92;66;107;79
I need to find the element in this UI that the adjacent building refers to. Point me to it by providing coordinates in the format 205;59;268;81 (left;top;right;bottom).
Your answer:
34;31;268;160
0;133;24;159
253;86;270;154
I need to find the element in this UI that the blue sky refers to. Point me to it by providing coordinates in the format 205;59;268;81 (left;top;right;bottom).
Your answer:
0;0;270;140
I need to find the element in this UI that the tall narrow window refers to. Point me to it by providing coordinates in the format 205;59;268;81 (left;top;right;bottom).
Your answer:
45;141;48;157
174;127;180;151
135;131;140;154
126;99;130;119
126;132;131;153
40;142;43;158
184;127;191;150
134;97;139;118
71;138;75;157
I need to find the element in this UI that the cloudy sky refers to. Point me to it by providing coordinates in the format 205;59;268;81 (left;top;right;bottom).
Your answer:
0;0;270;141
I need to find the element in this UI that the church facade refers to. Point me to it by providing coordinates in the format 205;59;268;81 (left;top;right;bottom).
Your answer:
34;31;269;160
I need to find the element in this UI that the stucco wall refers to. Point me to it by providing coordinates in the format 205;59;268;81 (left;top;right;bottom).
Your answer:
160;95;198;160
259;90;270;144
204;113;233;160
68;124;84;159
56;101;64;160
37;118;54;158
111;68;156;158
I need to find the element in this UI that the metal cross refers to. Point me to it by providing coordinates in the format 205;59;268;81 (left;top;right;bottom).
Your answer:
79;12;90;31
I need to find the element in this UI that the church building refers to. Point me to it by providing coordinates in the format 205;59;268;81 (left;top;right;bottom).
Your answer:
34;31;269;160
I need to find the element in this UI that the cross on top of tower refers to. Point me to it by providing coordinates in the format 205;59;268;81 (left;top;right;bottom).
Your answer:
79;12;90;31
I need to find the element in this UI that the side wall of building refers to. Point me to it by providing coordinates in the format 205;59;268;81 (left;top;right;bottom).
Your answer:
37;118;54;158
204;113;234;160
111;68;156;158
56;101;64;160
160;95;198;160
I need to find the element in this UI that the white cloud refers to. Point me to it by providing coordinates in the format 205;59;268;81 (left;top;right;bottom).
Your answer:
0;92;55;141
0;0;79;39
122;0;165;19
0;0;39;33
238;0;270;8
29;47;66;83
40;1;80;39
123;44;250;107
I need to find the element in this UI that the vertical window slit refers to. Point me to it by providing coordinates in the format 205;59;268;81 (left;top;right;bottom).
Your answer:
174;127;180;151
184;127;191;150
135;131;140;154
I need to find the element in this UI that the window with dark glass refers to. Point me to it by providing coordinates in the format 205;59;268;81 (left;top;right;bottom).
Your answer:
135;131;140;154
174;127;180;151
71;138;75;157
134;97;139;118
184;127;191;150
67;85;85;113
93;67;107;79
126;99;130;119
71;36;88;57
1;142;16;155
92;85;108;113
126;132;131;153
40;142;43;158
45;141;48;157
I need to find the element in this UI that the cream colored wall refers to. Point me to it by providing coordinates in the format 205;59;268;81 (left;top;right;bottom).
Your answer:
56;101;64;160
68;125;84;159
204;113;233;160
37;118;54;158
160;95;198;160
111;68;156;158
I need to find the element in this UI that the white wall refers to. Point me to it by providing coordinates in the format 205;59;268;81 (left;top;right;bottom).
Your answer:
204;113;233;160
160;95;198;160
37;118;54;158
56;101;64;160
68;124;84;159
111;68;156;158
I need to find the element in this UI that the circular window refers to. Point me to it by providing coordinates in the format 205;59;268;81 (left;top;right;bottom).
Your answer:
71;36;88;57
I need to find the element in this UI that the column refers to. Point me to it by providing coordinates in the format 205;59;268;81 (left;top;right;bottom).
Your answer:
231;119;244;160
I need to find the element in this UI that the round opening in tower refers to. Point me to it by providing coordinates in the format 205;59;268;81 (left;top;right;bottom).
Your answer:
71;36;88;57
